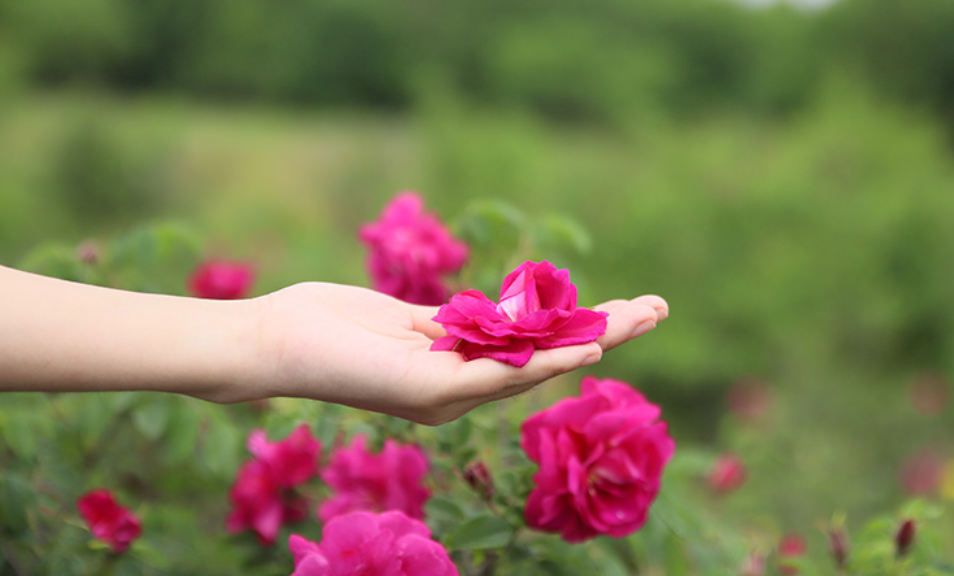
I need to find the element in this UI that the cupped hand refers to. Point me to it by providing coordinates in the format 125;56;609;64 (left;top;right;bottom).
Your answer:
251;283;667;425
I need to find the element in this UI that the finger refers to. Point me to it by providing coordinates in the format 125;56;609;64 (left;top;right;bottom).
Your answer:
448;342;603;402
595;301;659;351
408;304;446;339
594;294;669;321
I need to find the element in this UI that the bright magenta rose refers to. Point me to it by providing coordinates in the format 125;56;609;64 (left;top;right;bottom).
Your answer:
288;511;459;576
76;489;142;553
359;191;468;305
227;425;322;546
318;435;430;523
188;259;255;299
520;376;675;542
430;260;608;367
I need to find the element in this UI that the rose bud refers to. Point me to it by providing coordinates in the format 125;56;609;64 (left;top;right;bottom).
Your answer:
828;526;849;569
895;519;916;557
463;461;495;500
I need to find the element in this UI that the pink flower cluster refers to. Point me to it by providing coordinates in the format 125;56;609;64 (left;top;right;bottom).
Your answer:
319;435;430;523
359;192;468;305
431;260;608;367
289;511;458;576
188;259;255;299
521;376;675;542
76;489;142;553
227;425;322;546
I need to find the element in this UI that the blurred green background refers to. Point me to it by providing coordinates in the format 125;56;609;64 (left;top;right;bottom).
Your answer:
2;0;954;565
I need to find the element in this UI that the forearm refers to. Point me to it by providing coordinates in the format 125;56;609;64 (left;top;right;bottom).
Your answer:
0;265;264;402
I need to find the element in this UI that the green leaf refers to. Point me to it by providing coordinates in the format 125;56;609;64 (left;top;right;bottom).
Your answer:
0;474;33;534
537;214;593;255
444;514;513;550
132;399;170;441
425;496;466;525
203;411;242;479
165;400;203;465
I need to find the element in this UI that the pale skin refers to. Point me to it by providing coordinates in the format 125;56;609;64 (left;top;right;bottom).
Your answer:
0;264;668;425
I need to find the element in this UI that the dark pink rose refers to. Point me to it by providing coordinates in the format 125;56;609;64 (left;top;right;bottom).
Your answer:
227;425;321;546
76;489;142;553
520;376;675;542
431;260;608;367
318;435;430;523
188;259;255;299
707;453;747;494
288;511;459;576
779;533;807;576
359;191;468;305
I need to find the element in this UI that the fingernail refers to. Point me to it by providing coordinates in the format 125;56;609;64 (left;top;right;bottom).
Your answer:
631;320;656;339
581;352;602;367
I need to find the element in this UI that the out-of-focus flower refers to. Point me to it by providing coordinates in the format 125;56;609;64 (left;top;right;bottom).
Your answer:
359;191;468;305
908;372;949;416
899;447;944;497
725;376;772;422
248;426;322;488
463;461;495;501
318;435;430;523
76;489;142;553
227;425;321;546
520;376;675;542
828;525;849;569
707;453;747;494
75;239;100;265
431;260;609;367
188;259;255;299
778;533;807;576
288;511;459;576
895;519;916;557
741;553;766;576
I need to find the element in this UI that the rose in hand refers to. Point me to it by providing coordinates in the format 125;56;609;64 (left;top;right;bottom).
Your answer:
430;260;608;367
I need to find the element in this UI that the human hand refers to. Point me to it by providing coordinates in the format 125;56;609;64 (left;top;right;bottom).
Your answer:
250;282;668;425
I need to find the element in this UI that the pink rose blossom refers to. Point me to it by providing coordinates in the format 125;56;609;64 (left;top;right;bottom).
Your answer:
76;489;142;553
431;260;608;367
520;376;675;542
188;259;255;299
227;425;322;546
707;453;747;494
359;192;468;305
318;435;430;523
288;511;459;576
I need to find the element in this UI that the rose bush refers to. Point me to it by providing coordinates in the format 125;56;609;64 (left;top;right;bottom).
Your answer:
288;511;458;576
520;376;675;542
430;260;608;367
359;192;468;305
76;489;142;553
